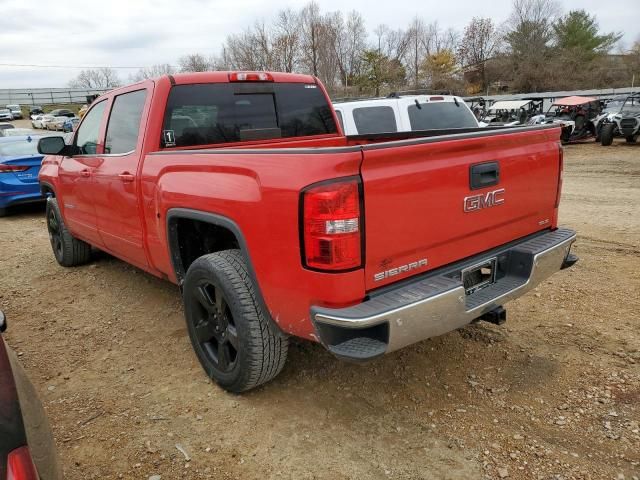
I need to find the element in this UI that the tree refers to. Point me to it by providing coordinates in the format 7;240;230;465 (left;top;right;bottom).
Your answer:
130;64;175;82
421;49;457;91
179;53;213;72
355;50;405;96
554;10;621;60
505;0;561;91
458;17;502;91
68;68;121;89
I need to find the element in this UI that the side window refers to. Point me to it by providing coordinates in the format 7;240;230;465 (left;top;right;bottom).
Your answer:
352;106;397;134
75;101;107;155
105;90;147;154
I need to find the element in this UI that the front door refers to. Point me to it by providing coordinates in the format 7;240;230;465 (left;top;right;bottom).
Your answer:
57;100;108;247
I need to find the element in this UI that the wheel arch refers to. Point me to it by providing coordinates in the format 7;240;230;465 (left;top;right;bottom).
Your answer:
166;208;281;332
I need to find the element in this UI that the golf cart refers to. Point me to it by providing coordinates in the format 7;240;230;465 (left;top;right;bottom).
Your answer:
599;92;640;146
530;96;601;144
482;99;544;126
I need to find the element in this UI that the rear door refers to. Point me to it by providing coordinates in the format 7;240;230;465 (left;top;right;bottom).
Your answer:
57;100;108;246
360;127;562;291
92;87;149;266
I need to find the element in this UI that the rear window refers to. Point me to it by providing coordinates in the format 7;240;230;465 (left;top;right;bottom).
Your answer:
408;103;478;130
162;83;337;147
352;106;397;134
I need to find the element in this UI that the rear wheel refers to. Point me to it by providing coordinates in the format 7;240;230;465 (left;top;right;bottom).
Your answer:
46;197;92;267
625;135;637;143
600;123;615;146
183;250;288;393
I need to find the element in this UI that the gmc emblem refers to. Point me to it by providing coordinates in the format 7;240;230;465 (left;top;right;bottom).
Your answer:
464;188;505;212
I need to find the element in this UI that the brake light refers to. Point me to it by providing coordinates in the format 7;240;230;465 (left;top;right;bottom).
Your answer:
0;165;29;173
302;179;362;271
555;143;564;208
6;446;38;480
429;96;444;101
228;72;274;82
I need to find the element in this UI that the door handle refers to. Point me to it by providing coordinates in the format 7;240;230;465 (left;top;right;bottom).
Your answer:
80;169;91;178
469;162;499;190
118;172;135;183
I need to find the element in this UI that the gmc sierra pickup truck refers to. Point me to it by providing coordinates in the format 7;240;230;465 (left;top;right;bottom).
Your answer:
37;71;578;392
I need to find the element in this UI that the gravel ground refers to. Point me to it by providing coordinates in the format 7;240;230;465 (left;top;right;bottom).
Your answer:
0;140;638;480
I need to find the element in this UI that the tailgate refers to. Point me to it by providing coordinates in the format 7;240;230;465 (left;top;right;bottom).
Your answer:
360;126;562;291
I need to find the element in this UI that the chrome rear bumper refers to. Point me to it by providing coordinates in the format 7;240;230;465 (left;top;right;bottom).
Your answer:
311;228;577;361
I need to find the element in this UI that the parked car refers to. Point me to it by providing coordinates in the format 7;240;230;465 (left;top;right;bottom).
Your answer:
29;106;44;116
481;99;544;126
6;105;23;120
530;95;601;143
46;116;71;131
47;109;75;118
38;71;577;392
0;310;62;479
31;115;44;129
599;92;640;146
333;94;479;135
0;109;13;122
0;135;57;215
62;117;80;133
38;115;55;130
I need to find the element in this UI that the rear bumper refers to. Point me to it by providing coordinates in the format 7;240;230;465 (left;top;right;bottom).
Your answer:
311;228;577;361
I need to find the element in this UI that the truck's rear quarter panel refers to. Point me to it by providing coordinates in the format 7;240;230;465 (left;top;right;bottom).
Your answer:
359;127;561;290
141;148;366;339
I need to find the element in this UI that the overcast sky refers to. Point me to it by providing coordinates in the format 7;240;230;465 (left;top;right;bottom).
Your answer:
0;0;638;88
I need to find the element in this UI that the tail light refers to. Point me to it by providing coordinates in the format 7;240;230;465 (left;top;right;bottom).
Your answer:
0;165;29;173
6;446;38;480
429;96;444;101
301;178;363;271
555;143;564;208
228;72;274;82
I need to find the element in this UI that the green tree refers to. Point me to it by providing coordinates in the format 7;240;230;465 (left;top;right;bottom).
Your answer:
554;10;622;60
355;50;406;96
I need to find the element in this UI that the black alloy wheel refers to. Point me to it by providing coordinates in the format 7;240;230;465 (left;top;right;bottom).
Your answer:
190;280;239;373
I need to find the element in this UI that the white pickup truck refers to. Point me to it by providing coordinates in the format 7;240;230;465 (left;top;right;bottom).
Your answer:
333;94;479;135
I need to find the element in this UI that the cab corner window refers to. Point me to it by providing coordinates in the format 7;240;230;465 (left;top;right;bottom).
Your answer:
75;101;107;155
105;90;147;154
353;106;397;134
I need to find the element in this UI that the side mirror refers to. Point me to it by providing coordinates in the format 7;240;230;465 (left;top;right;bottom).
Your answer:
0;310;6;333
37;136;67;155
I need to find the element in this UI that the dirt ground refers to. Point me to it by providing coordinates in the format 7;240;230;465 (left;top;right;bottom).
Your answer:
0;140;639;480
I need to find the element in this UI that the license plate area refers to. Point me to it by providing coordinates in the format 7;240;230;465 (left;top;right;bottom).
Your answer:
462;258;497;295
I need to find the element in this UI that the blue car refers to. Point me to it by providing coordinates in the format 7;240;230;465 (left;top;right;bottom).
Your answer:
62;117;80;133
0;135;59;216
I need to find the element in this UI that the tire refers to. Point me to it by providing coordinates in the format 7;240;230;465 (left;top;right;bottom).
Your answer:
600;123;615;146
625;135;637;144
0;207;7;217
183;250;288;393
46;197;91;267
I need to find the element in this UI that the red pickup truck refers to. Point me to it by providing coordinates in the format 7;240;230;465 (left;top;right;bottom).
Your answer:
38;71;577;392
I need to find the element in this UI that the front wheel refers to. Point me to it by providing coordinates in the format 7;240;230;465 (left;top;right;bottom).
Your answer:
183;250;288;393
600;123;615;146
46;198;92;267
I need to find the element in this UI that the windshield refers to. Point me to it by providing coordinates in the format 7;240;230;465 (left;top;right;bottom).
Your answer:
0;109;10;114
621;97;640;113
162;82;337;147
603;100;625;113
408;102;478;130
0;140;39;157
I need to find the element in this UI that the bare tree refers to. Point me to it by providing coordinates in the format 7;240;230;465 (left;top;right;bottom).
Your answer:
68;68;121;89
129;64;175;82
458;18;502;91
272;9;302;73
179;53;214;72
505;0;561;91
